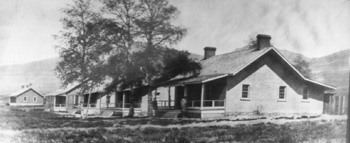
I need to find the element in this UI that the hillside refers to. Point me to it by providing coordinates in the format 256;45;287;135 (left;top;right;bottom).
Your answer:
0;49;348;97
0;58;61;95
276;49;349;96
0;53;204;96
310;49;350;96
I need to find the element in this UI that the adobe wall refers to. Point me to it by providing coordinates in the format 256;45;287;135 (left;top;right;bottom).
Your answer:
15;90;44;106
225;52;324;115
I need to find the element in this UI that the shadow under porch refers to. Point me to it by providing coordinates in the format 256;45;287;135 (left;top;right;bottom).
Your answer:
98;91;143;117
52;95;67;112
158;76;227;118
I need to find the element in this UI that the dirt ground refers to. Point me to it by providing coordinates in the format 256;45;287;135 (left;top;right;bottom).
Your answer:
0;108;347;142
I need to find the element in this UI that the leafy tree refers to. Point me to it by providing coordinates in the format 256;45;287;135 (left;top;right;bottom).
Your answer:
293;55;312;79
101;0;144;117
102;0;199;117
55;0;109;117
134;0;189;117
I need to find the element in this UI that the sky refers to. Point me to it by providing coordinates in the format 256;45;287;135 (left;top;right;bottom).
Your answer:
0;0;349;66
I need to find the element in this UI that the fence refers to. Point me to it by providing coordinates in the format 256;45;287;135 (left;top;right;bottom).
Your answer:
324;95;346;115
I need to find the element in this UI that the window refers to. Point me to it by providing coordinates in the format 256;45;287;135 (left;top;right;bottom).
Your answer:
279;86;286;99
74;95;79;105
23;96;27;102
106;95;110;103
10;97;16;103
33;96;37;102
302;87;309;100
242;84;250;98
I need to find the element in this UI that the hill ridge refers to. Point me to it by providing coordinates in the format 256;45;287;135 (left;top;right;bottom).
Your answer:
0;49;348;97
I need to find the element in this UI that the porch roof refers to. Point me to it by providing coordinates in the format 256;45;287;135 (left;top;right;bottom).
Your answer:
45;84;80;96
163;74;228;86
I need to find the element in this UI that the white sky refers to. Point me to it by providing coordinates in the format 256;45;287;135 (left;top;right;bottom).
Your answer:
0;0;349;66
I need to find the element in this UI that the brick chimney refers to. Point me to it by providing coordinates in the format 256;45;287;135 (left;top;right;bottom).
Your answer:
256;34;271;50
203;47;216;60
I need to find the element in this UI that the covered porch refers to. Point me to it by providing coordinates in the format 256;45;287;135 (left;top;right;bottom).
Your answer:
161;74;228;118
63;87;146;116
99;91;143;117
53;95;67;112
45;84;81;112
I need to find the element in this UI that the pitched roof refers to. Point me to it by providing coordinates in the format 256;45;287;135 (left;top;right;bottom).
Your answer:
45;84;80;96
165;46;335;90
199;46;271;75
271;48;335;90
10;88;43;97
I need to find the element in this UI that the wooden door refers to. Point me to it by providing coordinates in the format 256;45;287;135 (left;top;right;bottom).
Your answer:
323;94;331;114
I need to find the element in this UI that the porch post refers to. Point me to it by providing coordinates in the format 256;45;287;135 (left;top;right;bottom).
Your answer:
53;96;56;108
184;85;188;98
65;94;68;108
100;94;102;109
201;83;205;110
122;92;125;109
168;87;171;109
98;94;101;109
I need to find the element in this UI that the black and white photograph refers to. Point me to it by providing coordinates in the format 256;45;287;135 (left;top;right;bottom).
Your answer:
0;0;349;142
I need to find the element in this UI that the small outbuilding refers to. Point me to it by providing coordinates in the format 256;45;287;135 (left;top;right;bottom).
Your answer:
9;87;44;106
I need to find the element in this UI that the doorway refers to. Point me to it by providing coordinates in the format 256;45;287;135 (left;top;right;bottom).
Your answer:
175;86;184;109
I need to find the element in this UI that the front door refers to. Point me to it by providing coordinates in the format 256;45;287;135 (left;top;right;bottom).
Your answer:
175;86;184;109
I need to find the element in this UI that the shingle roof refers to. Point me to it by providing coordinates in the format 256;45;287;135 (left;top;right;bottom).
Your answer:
199;46;271;75
10;88;43;97
45;84;80;96
164;46;335;90
47;77;114;96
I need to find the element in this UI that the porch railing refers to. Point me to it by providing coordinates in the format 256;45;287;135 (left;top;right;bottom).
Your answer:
157;100;174;107
54;104;66;108
100;102;141;109
187;100;225;108
82;103;97;108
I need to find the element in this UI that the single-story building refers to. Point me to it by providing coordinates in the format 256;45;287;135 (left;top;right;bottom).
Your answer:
72;85;149;116
47;83;149;116
45;84;80;112
157;34;336;118
9;87;44;106
51;34;336;118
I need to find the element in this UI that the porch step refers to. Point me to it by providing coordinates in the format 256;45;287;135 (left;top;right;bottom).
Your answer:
158;110;181;118
67;109;80;115
100;110;115;117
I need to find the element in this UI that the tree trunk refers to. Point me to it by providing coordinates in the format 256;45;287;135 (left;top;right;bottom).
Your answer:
128;83;135;117
87;90;92;115
147;87;155;117
128;92;135;117
79;87;85;119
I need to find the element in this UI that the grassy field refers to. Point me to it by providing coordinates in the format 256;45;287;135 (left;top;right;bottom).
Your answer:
0;108;346;143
